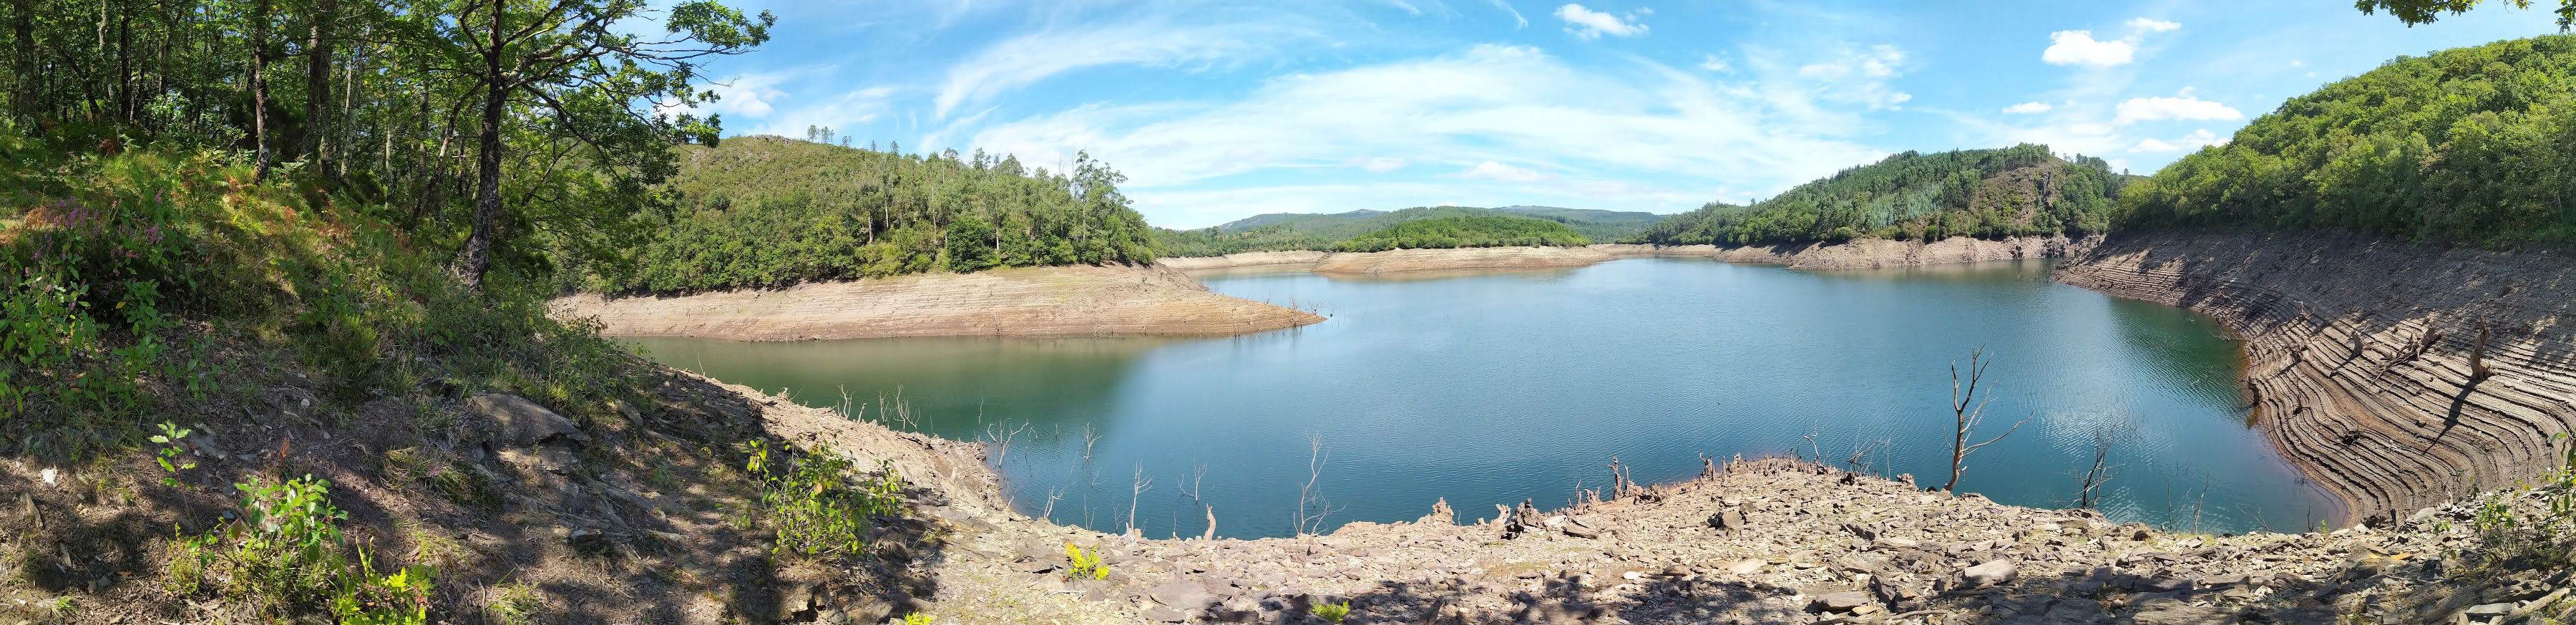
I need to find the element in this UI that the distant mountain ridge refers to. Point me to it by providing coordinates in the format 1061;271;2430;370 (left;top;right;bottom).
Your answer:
1156;205;1669;257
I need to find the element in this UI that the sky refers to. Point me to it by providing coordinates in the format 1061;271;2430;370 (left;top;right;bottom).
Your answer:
667;1;2565;229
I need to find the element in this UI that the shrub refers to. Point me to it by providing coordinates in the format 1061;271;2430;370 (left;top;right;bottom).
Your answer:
744;440;904;562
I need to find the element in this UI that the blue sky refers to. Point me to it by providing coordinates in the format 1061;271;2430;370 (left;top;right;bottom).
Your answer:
670;1;2564;229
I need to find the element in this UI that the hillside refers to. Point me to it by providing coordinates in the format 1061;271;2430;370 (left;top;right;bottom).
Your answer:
1634;145;2131;246
1156;205;1662;257
2115;34;2576;243
1326;215;1593;252
602;136;1157;293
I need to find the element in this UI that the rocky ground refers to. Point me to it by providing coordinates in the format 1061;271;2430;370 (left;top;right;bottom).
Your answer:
1156;252;1330;271
550;263;1323;341
2055;232;2576;526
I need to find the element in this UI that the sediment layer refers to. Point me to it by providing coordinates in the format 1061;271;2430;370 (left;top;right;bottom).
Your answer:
1155;251;1328;271
1597;235;2097;270
1307;246;1616;274
2053;232;2576;526
550;264;1324;341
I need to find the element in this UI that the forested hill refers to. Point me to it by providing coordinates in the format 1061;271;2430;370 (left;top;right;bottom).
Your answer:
2115;35;2576;243
1327;215;1593;251
608;136;1156;292
1632;145;2131;246
1155;205;1662;256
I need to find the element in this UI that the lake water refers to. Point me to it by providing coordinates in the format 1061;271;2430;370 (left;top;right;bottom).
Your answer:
628;258;2343;538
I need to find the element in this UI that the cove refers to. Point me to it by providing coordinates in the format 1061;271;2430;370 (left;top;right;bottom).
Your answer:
628;257;2343;538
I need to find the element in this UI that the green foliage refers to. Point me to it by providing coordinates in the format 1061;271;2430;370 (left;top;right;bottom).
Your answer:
608;138;1156;292
487;583;543;625
1312;600;1352;624
1327;215;1592;252
2114;35;2576;243
901;613;935;625
1153;205;1664;257
164;474;434;620
1635;145;2125;246
1063;543;1109;581
0;133;648;462
148;422;196;487
2355;0;2575;30
745;440;903;562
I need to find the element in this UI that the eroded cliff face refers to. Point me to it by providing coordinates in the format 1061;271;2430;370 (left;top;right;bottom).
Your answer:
1154;251;1330;271
550;264;1324;341
1595;235;2097;270
2054;232;2576;525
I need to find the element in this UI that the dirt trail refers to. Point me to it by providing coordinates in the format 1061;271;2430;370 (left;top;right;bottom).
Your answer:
2052;232;2576;528
550;264;1324;341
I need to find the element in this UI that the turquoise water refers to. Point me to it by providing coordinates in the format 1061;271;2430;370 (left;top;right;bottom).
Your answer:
628;258;2342;538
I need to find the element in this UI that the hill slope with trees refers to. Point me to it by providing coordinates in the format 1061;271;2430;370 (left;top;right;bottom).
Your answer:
1326;215;1594;252
1633;145;2130;246
608;136;1157;292
2113;34;2576;243
1154;205;1658;256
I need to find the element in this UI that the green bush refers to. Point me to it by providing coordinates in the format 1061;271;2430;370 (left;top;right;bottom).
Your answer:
1327;215;1591;251
1634;144;2123;246
743;440;906;562
166;474;435;621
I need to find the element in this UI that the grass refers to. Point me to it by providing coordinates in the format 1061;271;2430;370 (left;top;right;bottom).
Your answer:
488;582;543;625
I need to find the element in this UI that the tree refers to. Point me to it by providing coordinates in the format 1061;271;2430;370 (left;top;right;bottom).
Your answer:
2356;0;2575;29
1941;348;2031;493
411;0;774;290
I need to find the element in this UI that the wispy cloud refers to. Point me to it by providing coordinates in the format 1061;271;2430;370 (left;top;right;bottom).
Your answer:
2132;128;2226;152
2043;30;2135;67
2002;102;2054;114
2114;90;2243;125
932;20;1311;119
1490;0;1528;28
1555;4;1649;39
2127;17;2181;32
1458;160;1550;182
1342;155;1410;173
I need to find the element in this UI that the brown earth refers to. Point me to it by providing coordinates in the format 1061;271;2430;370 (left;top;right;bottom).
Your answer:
1156;251;1328;271
1595;236;2099;270
1308;246;1616;274
2052;231;2576;528
549;264;1324;341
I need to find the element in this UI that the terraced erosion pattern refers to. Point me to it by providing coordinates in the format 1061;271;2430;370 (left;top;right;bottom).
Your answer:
552;264;1324;340
2054;233;2576;527
1591;235;2097;271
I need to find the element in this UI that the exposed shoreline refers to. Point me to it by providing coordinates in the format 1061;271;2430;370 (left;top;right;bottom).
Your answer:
1592;234;2099;270
2051;231;2576;528
550;263;1324;341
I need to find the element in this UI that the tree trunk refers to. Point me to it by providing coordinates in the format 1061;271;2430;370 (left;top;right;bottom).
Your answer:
116;9;131;121
248;0;273;179
301;0;336;173
8;0;32;117
456;4;507;291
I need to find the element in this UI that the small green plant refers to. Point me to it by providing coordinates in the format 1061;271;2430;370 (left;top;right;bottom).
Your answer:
331;553;433;625
47;596;76;616
1312;600;1352;624
488;582;543;625
746;441;872;561
1063;542;1110;581
900;614;935;625
147;422;195;487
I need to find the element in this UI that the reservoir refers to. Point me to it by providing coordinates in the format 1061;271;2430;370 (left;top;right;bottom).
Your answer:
629;257;2341;538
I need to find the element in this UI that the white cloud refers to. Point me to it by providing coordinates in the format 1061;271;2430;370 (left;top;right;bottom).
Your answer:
1555;4;1649;39
2132;128;2227;152
932;21;1305;119
956;44;1887;224
1791;45;1912;109
1490;0;1528;28
2126;18;2180;32
2114;92;2243;125
2042;30;2135;67
1458;160;1550;182
1697;54;1730;72
2002;102;2054;114
1342;156;1409;173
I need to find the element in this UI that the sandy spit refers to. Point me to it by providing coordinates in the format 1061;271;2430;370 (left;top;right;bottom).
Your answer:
550;263;1324;341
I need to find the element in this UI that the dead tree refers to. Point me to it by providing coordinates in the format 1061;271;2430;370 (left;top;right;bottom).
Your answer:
2074;416;2129;509
1943;349;2032;492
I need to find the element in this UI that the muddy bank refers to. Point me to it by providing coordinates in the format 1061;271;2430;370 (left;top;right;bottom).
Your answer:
550;264;1323;341
1309;246;1614;274
1155;251;1328;271
2054;232;2576;527
1596;235;2098;270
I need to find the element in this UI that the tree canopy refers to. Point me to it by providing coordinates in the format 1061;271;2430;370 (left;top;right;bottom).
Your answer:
1153;205;1657;257
1326;215;1591;252
1633;145;2129;246
2113;35;2576;243
601;136;1156;292
2356;0;2575;30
